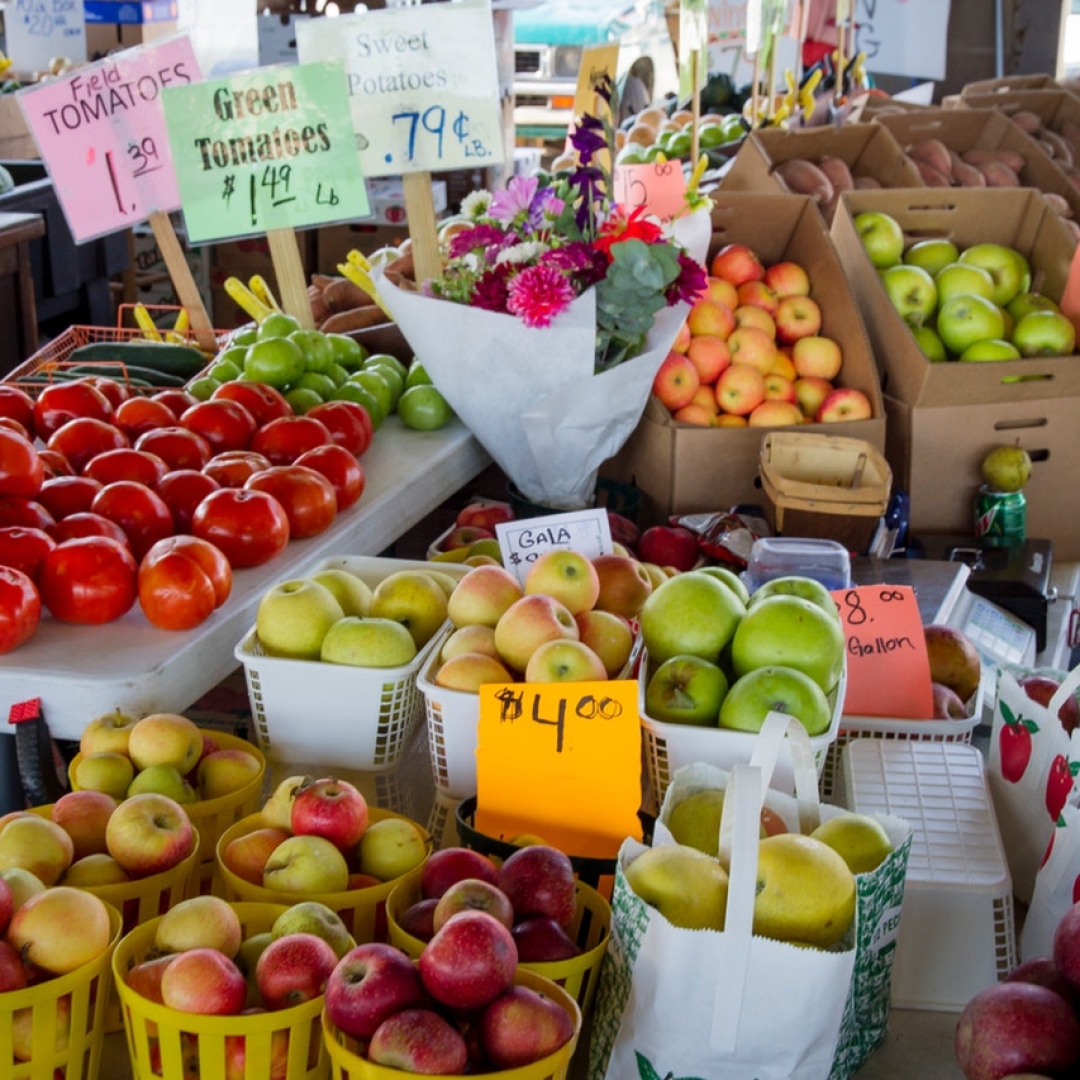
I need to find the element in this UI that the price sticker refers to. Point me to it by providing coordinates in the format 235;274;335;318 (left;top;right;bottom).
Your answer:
296;0;504;179
830;584;934;720
612;161;688;225
495;509;612;587
17;35;199;243
475;679;643;860
160;60;370;245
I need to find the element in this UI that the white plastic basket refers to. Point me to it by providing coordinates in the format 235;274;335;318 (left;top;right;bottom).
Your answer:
234;557;467;772
638;649;846;811
841;739;1016;1011
819;680;984;801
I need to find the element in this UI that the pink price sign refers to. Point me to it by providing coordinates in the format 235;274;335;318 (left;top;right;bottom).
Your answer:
18;37;201;244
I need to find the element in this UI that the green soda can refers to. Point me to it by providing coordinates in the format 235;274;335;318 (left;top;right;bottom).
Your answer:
974;484;1026;546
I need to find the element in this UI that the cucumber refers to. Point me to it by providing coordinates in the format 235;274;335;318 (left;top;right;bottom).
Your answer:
66;340;209;380
63;362;188;387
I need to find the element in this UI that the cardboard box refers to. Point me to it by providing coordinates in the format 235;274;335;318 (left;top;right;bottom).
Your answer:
316;223;411;274
719;122;923;221
830;187;1080;408
0;97;40;160
600;194;885;526
86;20;177;60
953;89;1080;163
885;393;1080;559
848;93;929;123
960;74;1060;98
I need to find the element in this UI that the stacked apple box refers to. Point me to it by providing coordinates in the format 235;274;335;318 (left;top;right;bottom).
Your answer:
829;187;1080;559
600;193;885;529
958;73;1061;98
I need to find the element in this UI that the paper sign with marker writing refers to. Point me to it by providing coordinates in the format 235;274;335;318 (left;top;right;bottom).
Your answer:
295;0;503;179
830;584;934;719
160;60;369;245
6;0;87;77
612;160;687;225
17;35;199;244
475;679;643;859
570;44;617;127
495;509;612;587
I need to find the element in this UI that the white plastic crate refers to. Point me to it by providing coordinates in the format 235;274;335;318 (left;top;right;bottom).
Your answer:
819;680;984;801
233;557;467;773
639;650;846;812
841;739;1016;1011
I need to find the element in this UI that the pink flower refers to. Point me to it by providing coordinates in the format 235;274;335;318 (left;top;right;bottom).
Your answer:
506;264;575;328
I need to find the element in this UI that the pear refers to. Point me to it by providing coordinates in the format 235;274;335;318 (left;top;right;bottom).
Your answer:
981;444;1032;493
667;790;726;856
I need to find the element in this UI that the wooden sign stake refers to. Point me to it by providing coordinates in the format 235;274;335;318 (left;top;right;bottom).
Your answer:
147;211;216;350
267;228;315;329
403;171;442;286
690;47;701;170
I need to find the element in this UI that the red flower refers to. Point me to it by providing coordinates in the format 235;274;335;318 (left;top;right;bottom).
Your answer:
592;205;663;261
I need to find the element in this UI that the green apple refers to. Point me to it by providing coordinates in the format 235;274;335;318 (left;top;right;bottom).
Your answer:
879;264;937;328
256;579;345;660
262;834;351;894
695;565;751;606
935;293;1005;356
644;655;728;727
903;238;959;277
933;262;996;305
1006;291;1059;323
959;339;1021;362
320;616;418;668
126;764;197;804
369;570;449;651
731;594;845;694
623;843;729;931
639;571;746;665
270;900;356;957
719;665;832;737
358;817;429;881
1011;310;1077;357
912;325;947;362
958;242;1031;307
308;568;373;618
748;576;840;622
854;210;905;269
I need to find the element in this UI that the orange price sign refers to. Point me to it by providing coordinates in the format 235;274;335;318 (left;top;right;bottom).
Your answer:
474;679;643;859
830;584;934;720
612;161;688;225
1060;241;1080;340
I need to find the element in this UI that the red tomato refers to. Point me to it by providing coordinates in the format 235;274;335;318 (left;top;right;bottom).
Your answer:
0;566;40;653
49;511;131;549
137;550;217;631
134;426;213;471
90;480;175;561
113;396;178;440
84;376;132;410
37;449;74;478
181;400;257;455
305;400;374;458
151;388;200;420
156;470;221;534
211;381;293;427
190;488;289;568
0;428;44;499
249;415;332;466
83;448;170;490
0;498;55;531
37;475;104;520
47;418;130;475
33;380;114;440
293;444;365;512
141;534;231;608
0;417;31;441
0;386;35;432
0;526;56;584
202;450;271;489
39;535;138;624
244;465;337;539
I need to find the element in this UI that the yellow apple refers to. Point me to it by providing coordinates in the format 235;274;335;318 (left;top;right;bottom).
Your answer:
72;750;135;800
810;813;894;875
320;616;417;667
155;894;243;956
127;713;204;774
196;748;263;801
256;578;345;659
0;814;74;886
524;638;608;683
623;843;729;931
369;570;449;650
7;885;113;974
524;549;601;615
358;817;429;881
61;852;131;886
262;834;351;894
308;567;373;617
0;866;46;912
434;652;515;693
78;707;139;758
127;763;197;803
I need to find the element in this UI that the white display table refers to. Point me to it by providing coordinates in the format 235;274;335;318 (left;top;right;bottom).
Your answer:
0;417;491;740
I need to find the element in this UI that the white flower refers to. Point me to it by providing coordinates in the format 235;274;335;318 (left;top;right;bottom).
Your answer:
495;241;549;267
460;190;492;220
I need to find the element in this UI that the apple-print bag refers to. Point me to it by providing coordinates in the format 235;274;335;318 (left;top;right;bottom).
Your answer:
588;715;872;1080
987;665;1080;905
1020;799;1080;960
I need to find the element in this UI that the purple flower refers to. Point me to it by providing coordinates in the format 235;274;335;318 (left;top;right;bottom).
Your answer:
569;113;608;165
448;224;506;260
543;242;606;287
506;264;575;327
667;253;709;306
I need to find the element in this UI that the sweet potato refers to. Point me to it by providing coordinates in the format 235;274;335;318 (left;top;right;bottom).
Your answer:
961;148;1026;173
1010;109;1044;135
950;157;987;187
1061;217;1080;243
1040;129;1074;168
321;276;372;314
307;283;329;326
318;305;392;334
907;138;954;179
914;158;953;187
384;251;415;280
773;159;834;204
852;175;883;189
976;160;1021;187
1042;191;1074;218
817;156;854;195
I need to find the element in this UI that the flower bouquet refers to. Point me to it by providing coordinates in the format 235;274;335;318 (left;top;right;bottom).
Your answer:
375;81;707;509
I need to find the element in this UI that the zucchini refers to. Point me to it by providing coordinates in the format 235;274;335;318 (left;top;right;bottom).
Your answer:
67;341;209;379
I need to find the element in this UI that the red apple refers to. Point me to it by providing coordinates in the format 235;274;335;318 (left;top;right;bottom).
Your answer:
421;846;500;900
124;952;178;1005
0;939;28;992
49;789;118;860
456;501;514;532
255;932;338;1010
931;681;968;720
223;826;291;886
397;898;439;943
498;846;577;929
440;525;494;552
1019;675;1080;734
480;983;576;1069
432;877;515;933
290;777;369;851
104;792;195;877
1053;900;1080;990
1006;955;1080;1011
636;525;699;573
161;948;247;1015
511;916;582;963
367;1007;468;1074
324;941;428;1040
418;910;518;1011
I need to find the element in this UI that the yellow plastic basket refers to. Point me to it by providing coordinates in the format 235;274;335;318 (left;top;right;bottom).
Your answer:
112;901;328;1080
215;809;431;944
0;900;122;1080
385;878;610;1019
321;967;581;1080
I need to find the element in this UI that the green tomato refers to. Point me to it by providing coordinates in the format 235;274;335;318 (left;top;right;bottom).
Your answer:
347;369;393;419
327;333;366;370
331;381;385;429
186;376;220;402
326;361;350;387
215;344;248;369
244;336;305;388
293;371;337;399
405;361;432;389
362;352;408;383
257;311;302;340
206;358;242;383
397;385;453;431
229;326;258;348
284;386;325;415
666;130;693;159
362;362;405;408
697;123;727;149
289;328;335;373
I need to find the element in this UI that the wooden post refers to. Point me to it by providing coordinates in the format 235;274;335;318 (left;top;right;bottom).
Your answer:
403;171;442;286
148;211;216;351
266;228;315;329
